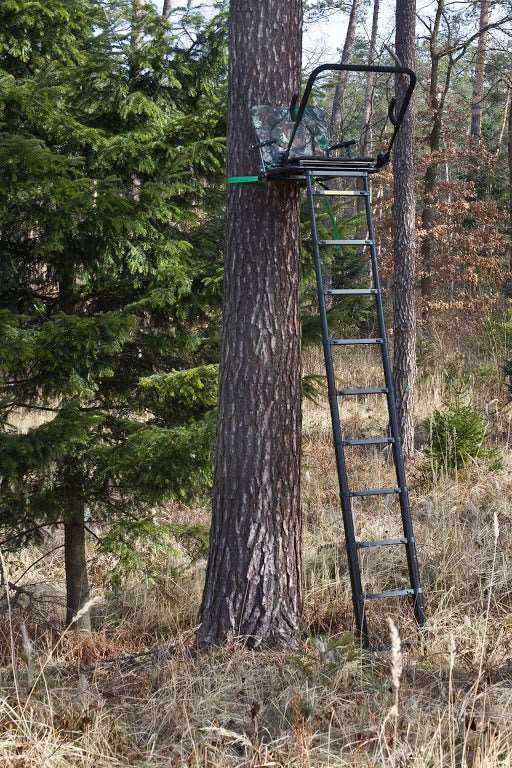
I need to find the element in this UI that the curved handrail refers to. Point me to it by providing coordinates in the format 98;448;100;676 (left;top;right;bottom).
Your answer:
283;63;416;167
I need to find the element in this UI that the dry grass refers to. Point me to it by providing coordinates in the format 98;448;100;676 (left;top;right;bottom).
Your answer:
1;341;512;766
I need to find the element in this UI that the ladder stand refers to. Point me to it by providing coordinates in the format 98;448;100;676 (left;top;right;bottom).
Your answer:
305;169;425;648
244;62;426;648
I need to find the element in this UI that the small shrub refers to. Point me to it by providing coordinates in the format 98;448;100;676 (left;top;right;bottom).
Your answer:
426;401;499;474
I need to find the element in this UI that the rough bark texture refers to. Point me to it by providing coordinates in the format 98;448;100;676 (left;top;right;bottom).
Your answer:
162;0;173;18
198;0;303;650
392;0;417;460
470;0;490;141
64;482;91;631
509;91;512;264
361;0;380;155
329;0;362;140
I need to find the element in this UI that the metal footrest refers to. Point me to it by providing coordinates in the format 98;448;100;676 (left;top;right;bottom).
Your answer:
337;386;388;396
318;239;373;246
313;190;368;197
330;338;383;346
357;538;407;549
326;288;377;296
350;487;401;497
343;437;394;446
365;588;417;600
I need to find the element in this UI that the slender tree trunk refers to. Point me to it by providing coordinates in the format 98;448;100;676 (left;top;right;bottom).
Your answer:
330;0;362;140
496;88;511;156
420;53;453;308
470;0;490;142
393;0;417;459
198;0;303;651
508;91;512;266
64;477;91;631
58;263;91;632
162;0;173;18
131;0;144;66
131;0;144;198
361;0;380;155
420;0;442;306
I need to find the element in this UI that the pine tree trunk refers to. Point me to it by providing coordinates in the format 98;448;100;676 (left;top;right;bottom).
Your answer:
392;0;417;460
198;0;303;651
361;0;380;155
470;0;490;142
508;92;512;265
162;0;173;18
329;0;362;141
64;479;91;631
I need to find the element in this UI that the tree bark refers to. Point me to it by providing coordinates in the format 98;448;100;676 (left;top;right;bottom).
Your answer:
329;0;362;141
420;0;451;308
198;0;303;650
508;89;512;264
392;0;417;459
162;0;173;18
130;0;144;82
58;261;92;633
470;0;490;142
361;0;380;155
64;480;91;631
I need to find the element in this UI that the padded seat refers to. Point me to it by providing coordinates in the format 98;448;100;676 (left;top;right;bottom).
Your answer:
251;104;335;167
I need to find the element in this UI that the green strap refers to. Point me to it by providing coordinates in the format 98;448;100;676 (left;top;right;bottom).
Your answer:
225;175;262;184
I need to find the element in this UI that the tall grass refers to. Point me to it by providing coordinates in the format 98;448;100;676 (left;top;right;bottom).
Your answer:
0;345;511;766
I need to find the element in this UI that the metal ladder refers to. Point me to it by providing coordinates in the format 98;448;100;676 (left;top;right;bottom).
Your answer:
305;168;426;649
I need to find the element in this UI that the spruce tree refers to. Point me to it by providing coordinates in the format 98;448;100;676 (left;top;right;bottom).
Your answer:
0;0;226;627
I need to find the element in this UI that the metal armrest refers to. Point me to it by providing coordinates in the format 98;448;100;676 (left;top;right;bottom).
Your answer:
328;140;357;151
283;63;416;166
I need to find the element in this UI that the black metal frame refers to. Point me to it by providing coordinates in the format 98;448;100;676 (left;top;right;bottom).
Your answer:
246;61;425;647
305;170;426;648
283;63;416;170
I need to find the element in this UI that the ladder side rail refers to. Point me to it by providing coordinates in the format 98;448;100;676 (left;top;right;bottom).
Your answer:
305;171;369;645
362;174;426;627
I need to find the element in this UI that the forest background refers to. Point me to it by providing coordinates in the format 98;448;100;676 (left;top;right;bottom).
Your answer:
1;0;512;765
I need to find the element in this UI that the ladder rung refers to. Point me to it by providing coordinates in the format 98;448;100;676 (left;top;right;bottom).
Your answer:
330;338;383;346
350;487;401;497
318;239;373;246
337;386;388;396
357;538;407;549
343;437;394;446
325;288;377;296
311;170;368;177
364;588;417;600
313;190;368;197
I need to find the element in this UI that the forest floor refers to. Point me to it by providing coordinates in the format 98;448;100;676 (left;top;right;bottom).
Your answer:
1;337;512;767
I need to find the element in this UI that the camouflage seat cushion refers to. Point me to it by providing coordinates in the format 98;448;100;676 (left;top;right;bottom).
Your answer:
251;105;332;167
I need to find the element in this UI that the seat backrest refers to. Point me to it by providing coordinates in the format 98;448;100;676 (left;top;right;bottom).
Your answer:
251;105;333;168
